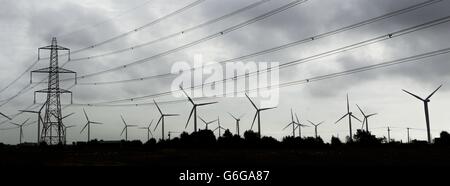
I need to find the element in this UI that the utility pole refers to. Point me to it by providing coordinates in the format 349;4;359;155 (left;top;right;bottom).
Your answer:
31;37;76;145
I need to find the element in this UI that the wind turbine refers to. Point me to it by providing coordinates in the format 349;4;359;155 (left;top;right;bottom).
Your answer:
402;84;442;143
139;119;154;141
198;116;217;130
228;112;245;136
63;125;76;144
10;118;31;144
153;99;179;140
180;86;218;132
308;120;325;138
245;93;276;137
283;109;297;137
19;101;47;143
213;116;226;137
120;115;137;141
80;108;103;142
335;94;361;142
293;113;308;138
356;104;377;132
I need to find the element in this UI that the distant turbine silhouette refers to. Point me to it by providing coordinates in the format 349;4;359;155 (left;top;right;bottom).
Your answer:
10;118;31;144
335;94;361;142
213;116;226;137
228;112;245;136
139;120;154;142
63;125;76;144
307;120;325;138
245;93;276;137
80;108;103;142
180;86;217;132
283;109;297;137
293;113;308;138
402;84;442;143
356;104;377;132
198;116;217;130
153;99;179;140
19;101;47;143
120;115;137;141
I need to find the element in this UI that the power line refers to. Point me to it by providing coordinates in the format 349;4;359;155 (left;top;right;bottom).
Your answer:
75;14;450;87
68;46;450;107
9;14;450;108
68;0;273;62
0;0;273;99
56;0;155;40
63;0;309;80
0;59;40;94
66;0;443;85
69;0;208;56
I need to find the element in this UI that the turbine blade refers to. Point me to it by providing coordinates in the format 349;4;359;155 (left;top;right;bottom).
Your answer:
153;99;163;114
346;94;350;113
228;112;237;120
62;112;75;120
154;116;163;131
120;115;127;126
260;107;276;111
198;116;207;125
250;112;257;130
80;123;89;133
238;113;246;119
318;121;325;126
207;119;218;125
245;93;258;109
351;114;362;122
148;119;154;128
356;104;366;117
335;113;349;124
91;121;103;125
185;107;195;129
426;84;443;100
22;118;31;125
197;102;218;106
180;86;195;104
295;113;300;124
0;112;11;120
307;120;315;126
165;114;179;116
402;89;424;101
83;108;89;122
283;123;292;130
367;113;377;117
120;127;126;136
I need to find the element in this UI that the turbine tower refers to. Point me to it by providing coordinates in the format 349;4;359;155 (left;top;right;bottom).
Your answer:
120;115;137;141
228;112;245;136
19;101;47;143
213;116;226;137
245;93;276;137
139;120;154;142
356;104;377;132
294;113;308;138
10;118;31;144
80;108;103;142
402;84;442;143
31;37;77;144
335;94;361;142
153;99;178;140
307;120;324;138
283;109;297;137
180;86;217;132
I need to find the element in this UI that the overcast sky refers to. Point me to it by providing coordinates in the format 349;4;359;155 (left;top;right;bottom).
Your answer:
1;0;450;144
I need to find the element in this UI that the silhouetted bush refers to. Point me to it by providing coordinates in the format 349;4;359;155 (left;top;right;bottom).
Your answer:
331;136;342;146
353;130;383;146
434;131;450;145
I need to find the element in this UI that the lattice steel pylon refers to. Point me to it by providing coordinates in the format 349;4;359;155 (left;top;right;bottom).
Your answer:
31;37;76;145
